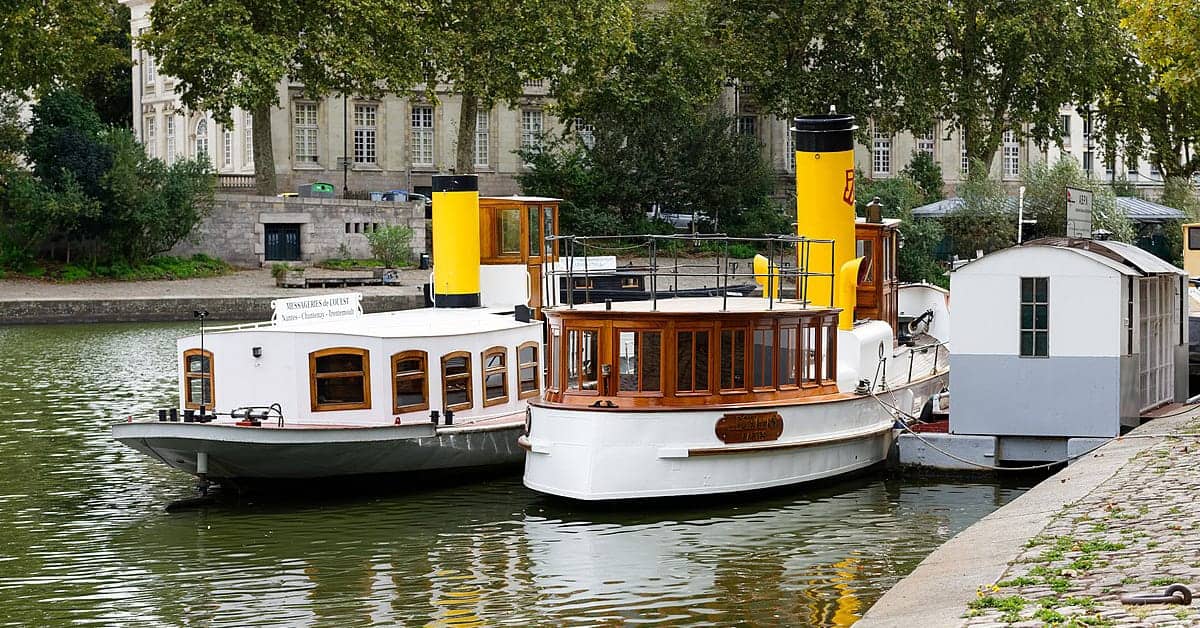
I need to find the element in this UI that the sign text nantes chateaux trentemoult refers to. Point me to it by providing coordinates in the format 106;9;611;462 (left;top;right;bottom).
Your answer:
270;293;364;324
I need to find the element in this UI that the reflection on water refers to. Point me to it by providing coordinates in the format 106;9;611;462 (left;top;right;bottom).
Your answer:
0;323;1030;626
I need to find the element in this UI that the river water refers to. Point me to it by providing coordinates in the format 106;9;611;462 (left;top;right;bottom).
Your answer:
0;322;1030;626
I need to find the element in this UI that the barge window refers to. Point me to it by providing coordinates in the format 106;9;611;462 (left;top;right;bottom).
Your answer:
442;352;473;411
183;349;214;409
1020;277;1049;357
518;342;540;398
720;328;746;390
543;206;555;257
676;330;710;393
391;351;428;414
498;208;521;255
778;326;797;387
528;205;541;258
824;321;838;383
549;328;561;390
567;329;598;391
801;322;820;384
752;327;775;389
617;330;661;392
310;348;371;411
482;347;509;407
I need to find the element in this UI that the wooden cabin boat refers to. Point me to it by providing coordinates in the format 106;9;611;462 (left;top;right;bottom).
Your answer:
519;114;951;500
112;176;559;489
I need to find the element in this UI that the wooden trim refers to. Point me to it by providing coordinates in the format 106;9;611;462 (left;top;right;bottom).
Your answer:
517;341;541;399
391;350;429;415
441;351;473;412
481;346;509;407
309;347;371;412
688;423;891;456
182;348;214;410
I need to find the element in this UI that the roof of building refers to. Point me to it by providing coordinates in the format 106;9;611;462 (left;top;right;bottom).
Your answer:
954;237;1185;277
911;196;1186;223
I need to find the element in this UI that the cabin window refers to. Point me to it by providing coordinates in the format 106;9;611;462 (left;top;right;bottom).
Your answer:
183;349;214;409
882;236;894;281
442;352;473;411
1188;227;1200;250
518;341;540;398
310;348;371;411
617;330;662;393
621;276;639;289
801;321;821;385
567;328;599;391
1020;277;1049;357
528;205;541;257
543;207;555;257
391;351;428;414
549;327;562;391
752;327;775;389
498;208;521;255
720;328;747;390
824;320;838;382
676;330;710;393
482;347;509;407
777;325;797;387
856;239;875;284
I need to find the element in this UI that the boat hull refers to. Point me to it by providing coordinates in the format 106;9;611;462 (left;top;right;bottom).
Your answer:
521;375;946;500
113;420;524;481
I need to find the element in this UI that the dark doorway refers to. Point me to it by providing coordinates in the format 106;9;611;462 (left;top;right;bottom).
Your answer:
265;223;302;261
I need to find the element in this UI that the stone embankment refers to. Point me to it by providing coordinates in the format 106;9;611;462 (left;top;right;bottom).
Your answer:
859;407;1200;627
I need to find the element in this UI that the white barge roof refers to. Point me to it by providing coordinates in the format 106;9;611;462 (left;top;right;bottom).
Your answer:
210;307;537;338
551;296;835;314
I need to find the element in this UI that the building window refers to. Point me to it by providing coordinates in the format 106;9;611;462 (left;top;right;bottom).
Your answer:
517;342;540;399
183;349;213;409
1150;158;1161;177
872;126;891;176
566;328;599;392
353;103;377;165
916;128;935;156
144;115;156;157
411;105;433;166
441;351;472;411
1083;151;1094;175
1002;130;1019;179
309;348;371;411
243;112;253;166
616;330;662;393
165;115;176;163
720;327;747;391
474;109;489;168
293;103;319;164
143;48;156;87
960;140;969;176
521;109;543;153
1059;114;1071;145
482;347;508;407
574;117;595;150
222;128;232;168
1020;277;1049;357
737;115;757;137
1127;157;1139;178
194;118;209;160
391;351;428;414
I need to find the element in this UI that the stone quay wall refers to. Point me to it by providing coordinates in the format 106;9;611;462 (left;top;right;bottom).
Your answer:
0;294;424;324
171;194;427;268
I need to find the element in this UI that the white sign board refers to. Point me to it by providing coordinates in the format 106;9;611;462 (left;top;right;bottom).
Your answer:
271;292;363;324
1066;187;1093;239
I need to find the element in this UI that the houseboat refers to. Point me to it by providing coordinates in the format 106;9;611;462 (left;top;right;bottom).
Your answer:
519;114;951;500
113;176;559;490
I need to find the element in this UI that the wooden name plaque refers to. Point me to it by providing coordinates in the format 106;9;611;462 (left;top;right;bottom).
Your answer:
715;412;784;444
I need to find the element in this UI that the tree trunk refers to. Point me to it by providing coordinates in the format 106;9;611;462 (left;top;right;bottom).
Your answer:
456;91;478;175
252;100;277;196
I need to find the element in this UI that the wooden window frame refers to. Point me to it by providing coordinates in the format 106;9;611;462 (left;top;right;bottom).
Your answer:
391;350;429;414
309;347;371;412
565;326;601;396
183;348;214;410
751;324;777;391
674;326;714;396
822;316;839;384
481;346;509;407
517;341;540;399
719;325;749;393
441;351;474;412
800;319;822;388
777;321;800;390
614;328;664;396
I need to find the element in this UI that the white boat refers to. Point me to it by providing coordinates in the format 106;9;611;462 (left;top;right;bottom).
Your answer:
113;176;560;489
519;114;952;500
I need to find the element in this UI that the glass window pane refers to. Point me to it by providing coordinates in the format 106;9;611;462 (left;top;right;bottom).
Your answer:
1035;331;1048;356
643;332;661;391
499;209;521;254
1021;304;1034;329
1035;278;1048;302
825;324;836;381
485;352;505;369
519;345;536;364
1034;304;1048;330
544;208;554;256
395;377;425;407
695;331;709;390
1189;227;1200;250
1020;331;1034;356
567;330;579;389
444;355;469;376
1021;277;1034;302
396;357;422;373
528;206;540;255
778;327;796;385
721;329;745;390
753;328;774;388
317;376;364;404
317;354;362;374
485;372;506;399
519;366;537;393
676;331;693;391
619;331;638;391
446;379;469;405
581;330;598;390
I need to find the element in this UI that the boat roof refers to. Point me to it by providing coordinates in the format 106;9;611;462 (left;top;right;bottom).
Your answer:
550;296;836;315
953;237;1185;277
210;307;539;338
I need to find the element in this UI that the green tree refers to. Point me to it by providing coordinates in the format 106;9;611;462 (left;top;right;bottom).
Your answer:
1120;0;1200;102
141;0;429;195
1021;159;1135;243
0;0;128;95
900;151;945;205
942;163;1016;258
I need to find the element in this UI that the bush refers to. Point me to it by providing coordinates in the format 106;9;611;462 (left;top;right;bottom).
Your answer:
857;175;925;218
366;224;415;267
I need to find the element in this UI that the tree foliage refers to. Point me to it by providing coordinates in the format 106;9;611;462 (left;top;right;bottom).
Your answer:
942;163;1016;258
0;0;128;96
900;151;945;206
1021;159;1134;243
1120;0;1200;102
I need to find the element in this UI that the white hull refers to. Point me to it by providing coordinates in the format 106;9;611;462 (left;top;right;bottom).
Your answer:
521;375;946;500
113;418;524;481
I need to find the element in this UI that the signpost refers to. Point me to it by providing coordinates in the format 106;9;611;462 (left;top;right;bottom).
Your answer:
1066;187;1094;239
271;292;363;324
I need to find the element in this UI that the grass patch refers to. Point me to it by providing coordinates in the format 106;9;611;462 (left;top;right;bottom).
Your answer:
317;258;388;271
997;576;1038;587
1034;608;1067;623
1150;577;1175;586
10;255;231;282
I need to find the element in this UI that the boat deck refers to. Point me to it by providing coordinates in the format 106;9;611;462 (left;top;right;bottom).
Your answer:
886;335;950;389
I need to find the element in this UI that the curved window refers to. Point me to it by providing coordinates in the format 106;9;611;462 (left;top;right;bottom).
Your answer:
183;349;214;409
442;352;473;411
391;351;428;414
482;347;508;407
309;348;371;411
195;118;209;159
517;341;540;399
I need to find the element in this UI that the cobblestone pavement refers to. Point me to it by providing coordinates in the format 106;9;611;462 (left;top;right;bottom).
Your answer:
962;417;1200;627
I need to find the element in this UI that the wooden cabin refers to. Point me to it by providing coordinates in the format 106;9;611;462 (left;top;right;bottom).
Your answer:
854;218;900;331
478;196;559;317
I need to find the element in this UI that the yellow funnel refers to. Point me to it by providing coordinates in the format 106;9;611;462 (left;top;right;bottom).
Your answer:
793;115;858;330
432;174;481;307
752;254;780;299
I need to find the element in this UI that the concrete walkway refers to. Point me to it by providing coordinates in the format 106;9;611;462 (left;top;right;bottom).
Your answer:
858;407;1200;627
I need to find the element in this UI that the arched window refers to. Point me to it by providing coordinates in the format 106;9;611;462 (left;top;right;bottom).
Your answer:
183;349;214;409
481;347;508;407
309;348;371;411
441;352;472;411
517;341;540;399
195;118;209;159
391;351;428;414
